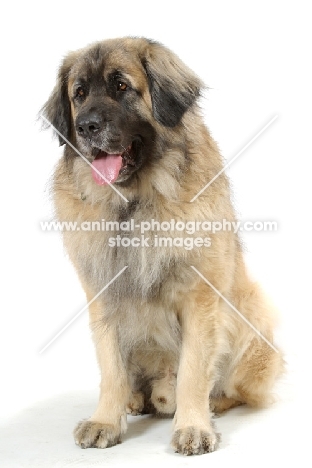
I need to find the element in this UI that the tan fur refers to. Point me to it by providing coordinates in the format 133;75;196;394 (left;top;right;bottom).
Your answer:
43;37;284;455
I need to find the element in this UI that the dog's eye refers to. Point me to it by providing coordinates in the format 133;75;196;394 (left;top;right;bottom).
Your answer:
117;81;128;91
75;87;85;98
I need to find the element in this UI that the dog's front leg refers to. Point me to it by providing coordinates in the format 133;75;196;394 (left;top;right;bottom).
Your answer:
74;294;129;449
172;290;221;455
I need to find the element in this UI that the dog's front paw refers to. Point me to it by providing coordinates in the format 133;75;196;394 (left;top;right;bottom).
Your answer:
171;426;220;455
74;420;122;449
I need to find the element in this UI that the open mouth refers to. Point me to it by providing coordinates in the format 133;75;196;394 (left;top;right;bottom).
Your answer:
91;143;137;186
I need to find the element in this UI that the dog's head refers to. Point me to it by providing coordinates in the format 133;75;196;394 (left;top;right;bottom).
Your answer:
42;37;202;186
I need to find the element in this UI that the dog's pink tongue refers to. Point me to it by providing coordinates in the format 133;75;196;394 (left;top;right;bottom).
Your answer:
91;153;123;185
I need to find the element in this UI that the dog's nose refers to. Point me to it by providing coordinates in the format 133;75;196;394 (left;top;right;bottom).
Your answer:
76;113;102;138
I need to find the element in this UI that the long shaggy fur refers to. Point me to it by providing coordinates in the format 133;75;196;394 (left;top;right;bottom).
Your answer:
42;37;284;455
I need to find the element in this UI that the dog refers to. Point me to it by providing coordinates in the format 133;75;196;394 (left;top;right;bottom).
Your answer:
42;37;283;455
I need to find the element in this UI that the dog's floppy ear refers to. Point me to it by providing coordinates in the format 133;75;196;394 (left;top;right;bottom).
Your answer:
142;41;203;127
41;52;77;146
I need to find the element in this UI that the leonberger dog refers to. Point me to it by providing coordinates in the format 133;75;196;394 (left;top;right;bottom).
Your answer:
42;37;283;455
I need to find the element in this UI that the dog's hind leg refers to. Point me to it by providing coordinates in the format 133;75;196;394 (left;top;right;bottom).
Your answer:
210;395;243;413
150;366;177;416
223;338;284;408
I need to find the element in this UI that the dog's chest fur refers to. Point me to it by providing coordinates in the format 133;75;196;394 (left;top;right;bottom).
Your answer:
57;173;196;305
54;162;200;363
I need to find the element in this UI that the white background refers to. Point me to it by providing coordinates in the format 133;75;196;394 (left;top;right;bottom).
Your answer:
1;1;311;466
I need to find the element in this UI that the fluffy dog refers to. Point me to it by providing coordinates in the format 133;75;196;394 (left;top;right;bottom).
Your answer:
42;37;283;455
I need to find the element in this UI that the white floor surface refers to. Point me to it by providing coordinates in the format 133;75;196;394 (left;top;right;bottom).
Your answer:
1;361;308;468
